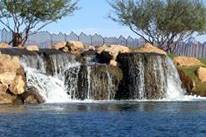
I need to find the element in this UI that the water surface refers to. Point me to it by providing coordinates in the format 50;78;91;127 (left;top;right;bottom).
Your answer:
0;101;206;137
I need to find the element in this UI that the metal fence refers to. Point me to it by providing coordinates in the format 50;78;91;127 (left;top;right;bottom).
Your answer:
0;28;140;48
0;28;206;58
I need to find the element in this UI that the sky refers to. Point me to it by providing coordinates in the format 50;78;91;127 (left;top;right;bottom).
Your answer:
0;0;206;41
43;0;137;37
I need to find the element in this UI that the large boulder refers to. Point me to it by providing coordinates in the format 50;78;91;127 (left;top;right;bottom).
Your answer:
136;43;167;55
21;87;45;104
26;45;39;52
0;84;15;104
66;41;85;54
174;56;204;67
0;43;9;48
197;67;206;83
97;44;130;66
0;54;26;103
177;66;206;96
52;42;66;50
52;41;85;55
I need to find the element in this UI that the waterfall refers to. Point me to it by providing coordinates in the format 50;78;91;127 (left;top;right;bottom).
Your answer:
25;68;70;103
86;65;91;100
20;52;81;103
138;57;145;99
16;49;203;103
165;58;186;100
64;64;81;99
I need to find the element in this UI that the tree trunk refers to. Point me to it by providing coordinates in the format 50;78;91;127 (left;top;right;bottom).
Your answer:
12;32;23;47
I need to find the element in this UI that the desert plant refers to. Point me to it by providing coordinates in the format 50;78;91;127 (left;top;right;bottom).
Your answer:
0;0;78;47
109;0;206;52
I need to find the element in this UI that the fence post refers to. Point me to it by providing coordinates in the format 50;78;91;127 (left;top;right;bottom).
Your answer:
90;35;93;46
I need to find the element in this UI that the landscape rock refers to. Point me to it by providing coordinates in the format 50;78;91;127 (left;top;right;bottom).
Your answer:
0;83;16;104
26;45;39;51
9;75;25;95
174;56;204;67
52;42;66;50
177;68;195;95
66;41;85;54
0;54;26;103
0;43;9;48
22;87;45;104
110;60;118;67
136;43;167;55
197;67;206;83
0;92;15;104
97;44;130;66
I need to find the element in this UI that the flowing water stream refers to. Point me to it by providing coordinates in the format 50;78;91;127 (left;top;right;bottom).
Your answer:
18;51;205;103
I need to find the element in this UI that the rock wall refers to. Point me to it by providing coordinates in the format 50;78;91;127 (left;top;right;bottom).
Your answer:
0;54;26;104
117;53;167;99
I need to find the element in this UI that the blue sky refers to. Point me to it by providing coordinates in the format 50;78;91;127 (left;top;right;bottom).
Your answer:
0;0;205;41
43;0;206;41
43;0;137;37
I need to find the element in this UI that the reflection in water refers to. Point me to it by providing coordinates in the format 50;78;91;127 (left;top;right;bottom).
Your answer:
0;105;25;114
0;102;206;137
0;101;206;114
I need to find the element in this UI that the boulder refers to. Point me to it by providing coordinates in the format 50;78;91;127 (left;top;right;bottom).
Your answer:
0;43;9;48
197;67;206;83
66;41;85;54
0;54;20;73
0;92;15;104
9;75;25;95
26;45;39;51
97;44;130;66
97;44;130;59
174;56;204;67
22;87;45;104
110;60;118;67
136;43;167;55
0;54;26;103
52;42;66;50
0;83;16;104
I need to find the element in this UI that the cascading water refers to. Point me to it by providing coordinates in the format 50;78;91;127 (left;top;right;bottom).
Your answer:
25;68;70;103
20;52;81;103
13;48;204;103
165;58;186;99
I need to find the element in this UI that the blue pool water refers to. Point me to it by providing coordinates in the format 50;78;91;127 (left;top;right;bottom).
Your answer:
0;101;206;137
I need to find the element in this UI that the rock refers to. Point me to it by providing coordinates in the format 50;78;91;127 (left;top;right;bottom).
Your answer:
177;68;195;95
0;54;26;103
87;45;95;51
97;44;130;59
0;92;15;104
0;43;9;48
52;42;66;50
136;43;167;55
117;52;167;99
110;60;118;67
197;67;206;83
0;83;16;104
0;72;16;87
97;44;130;66
22;87;45;104
177;66;206;96
75;64;122;100
9;75;25;95
174;56;204;67
26;45;39;51
0;54;20;73
66;41;85;54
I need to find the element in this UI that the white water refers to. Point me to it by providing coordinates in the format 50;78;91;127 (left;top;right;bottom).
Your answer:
25;68;70;103
20;54;206;103
165;58;206;101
